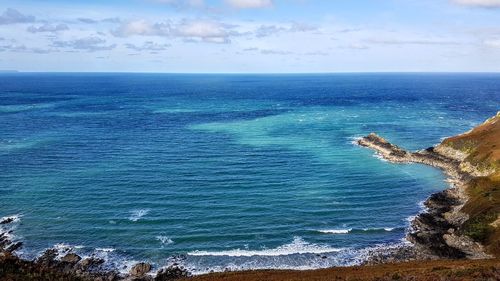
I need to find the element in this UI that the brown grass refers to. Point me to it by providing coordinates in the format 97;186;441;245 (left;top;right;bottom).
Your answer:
442;112;500;173
441;112;500;257
184;259;500;281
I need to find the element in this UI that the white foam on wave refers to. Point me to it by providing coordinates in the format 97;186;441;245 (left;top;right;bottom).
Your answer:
348;136;363;146
1;214;22;224
418;200;427;210
156;235;174;246
318;229;351;234
51;243;86;259
128;209;150;222
319;227;398;234
188;236;342;257
185;240;412;276
0;214;23;245
362;227;398;232
372;153;388;162
95;247;115;253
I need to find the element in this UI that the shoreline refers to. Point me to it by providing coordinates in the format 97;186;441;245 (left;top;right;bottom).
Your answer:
2;120;499;279
357;133;491;261
0;134;482;280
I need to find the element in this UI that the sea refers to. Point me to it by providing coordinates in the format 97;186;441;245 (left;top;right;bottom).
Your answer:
0;73;499;274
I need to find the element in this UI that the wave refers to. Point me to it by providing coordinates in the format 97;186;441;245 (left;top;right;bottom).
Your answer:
128;209;150;222
348;136;363;146
42;243;134;274
95;247;115;253
318;229;351;234
1;214;22;224
156;235;174;246
0;103;54;114
318;227;402;234
187;236;343;257
372;153;388;162
184;240;411;276
0;214;23;245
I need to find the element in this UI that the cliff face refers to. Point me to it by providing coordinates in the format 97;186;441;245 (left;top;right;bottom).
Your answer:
437;111;500;177
358;112;500;259
438;112;500;257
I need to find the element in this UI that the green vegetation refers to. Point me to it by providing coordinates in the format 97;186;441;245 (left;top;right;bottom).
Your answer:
441;112;500;256
464;212;496;242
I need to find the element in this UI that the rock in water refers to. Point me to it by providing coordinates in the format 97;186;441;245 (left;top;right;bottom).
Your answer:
36;249;58;268
0;217;14;224
155;266;189;281
61;253;81;264
79;257;105;271
5;241;23;252
130;262;152;277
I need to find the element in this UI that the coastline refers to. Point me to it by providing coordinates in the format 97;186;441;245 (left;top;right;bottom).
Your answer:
2;114;499;280
357;133;491;261
0;136;487;281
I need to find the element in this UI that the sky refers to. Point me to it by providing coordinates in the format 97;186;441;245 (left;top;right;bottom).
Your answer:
1;0;500;72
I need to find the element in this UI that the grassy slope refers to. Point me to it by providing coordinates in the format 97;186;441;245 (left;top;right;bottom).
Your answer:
441;112;500;256
186;259;500;281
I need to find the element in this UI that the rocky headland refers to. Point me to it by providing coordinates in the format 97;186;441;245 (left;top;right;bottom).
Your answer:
357;111;500;261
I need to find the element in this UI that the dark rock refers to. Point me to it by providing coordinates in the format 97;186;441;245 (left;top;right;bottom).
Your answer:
0;234;9;249
36;249;58;268
5;241;23;252
0;217;14;224
357;132;482;259
130;262;152;277
155;266;189;281
79;257;105;271
61;253;81;264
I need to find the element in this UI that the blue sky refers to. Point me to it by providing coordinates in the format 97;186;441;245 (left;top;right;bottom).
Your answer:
1;0;500;72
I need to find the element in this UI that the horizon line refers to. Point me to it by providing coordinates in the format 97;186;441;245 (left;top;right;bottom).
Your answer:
1;71;500;75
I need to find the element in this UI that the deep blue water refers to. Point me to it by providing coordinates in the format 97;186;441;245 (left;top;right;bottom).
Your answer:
0;73;499;274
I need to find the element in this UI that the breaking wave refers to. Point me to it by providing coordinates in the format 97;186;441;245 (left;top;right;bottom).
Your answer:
187;236;343;257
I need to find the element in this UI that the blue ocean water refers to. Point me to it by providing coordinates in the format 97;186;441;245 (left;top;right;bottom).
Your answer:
0;73;499;274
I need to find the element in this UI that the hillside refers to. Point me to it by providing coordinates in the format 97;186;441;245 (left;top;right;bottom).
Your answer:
437;112;500;256
185;259;500;281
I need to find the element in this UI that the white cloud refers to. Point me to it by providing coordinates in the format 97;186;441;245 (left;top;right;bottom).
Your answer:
365;38;461;46
0;8;35;25
150;0;204;8
260;49;292;55
78;17;121;24
255;23;318;38
343;43;369;50
484;39;500;48
225;0;273;9
451;0;500;7
176;20;227;38
52;36;116;52
112;19;240;43
125;41;171;51
27;23;69;33
0;43;56;54
112;20;171;37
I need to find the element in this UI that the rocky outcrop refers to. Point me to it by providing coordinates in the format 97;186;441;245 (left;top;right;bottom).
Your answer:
155;266;189;281
357;133;492;260
0;217;15;225
130;262;152;277
0;215;189;280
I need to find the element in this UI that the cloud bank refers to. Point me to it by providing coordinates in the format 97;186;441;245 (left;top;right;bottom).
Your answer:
452;0;500;7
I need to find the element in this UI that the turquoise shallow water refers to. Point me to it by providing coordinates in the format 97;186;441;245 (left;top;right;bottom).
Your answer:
0;73;499;273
